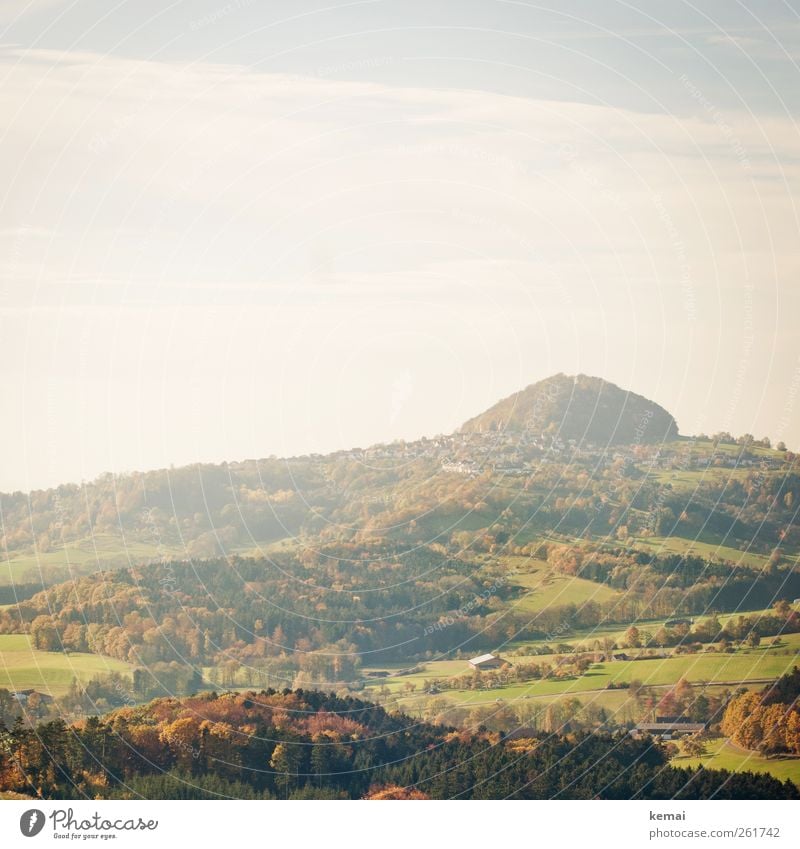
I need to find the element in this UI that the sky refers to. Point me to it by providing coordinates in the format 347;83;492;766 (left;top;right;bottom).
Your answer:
1;0;799;491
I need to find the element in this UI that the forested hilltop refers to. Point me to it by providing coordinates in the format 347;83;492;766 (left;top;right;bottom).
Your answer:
461;373;679;442
1;689;796;800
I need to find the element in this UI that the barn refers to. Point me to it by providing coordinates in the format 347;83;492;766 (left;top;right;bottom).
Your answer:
468;653;505;670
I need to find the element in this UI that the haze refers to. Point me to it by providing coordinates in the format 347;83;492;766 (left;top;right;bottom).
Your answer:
1;0;799;491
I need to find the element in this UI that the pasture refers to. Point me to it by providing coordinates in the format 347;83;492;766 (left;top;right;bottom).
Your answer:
629;535;769;569
673;737;800;787
0;533;183;585
0;634;132;696
367;639;800;708
509;564;621;613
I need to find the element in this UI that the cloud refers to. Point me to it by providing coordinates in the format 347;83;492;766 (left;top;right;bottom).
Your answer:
0;0;70;25
705;33;766;49
0;46;798;487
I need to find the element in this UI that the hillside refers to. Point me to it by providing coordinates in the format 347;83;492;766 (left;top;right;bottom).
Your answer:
1;689;796;799
1;374;800;790
0;372;795;603
3;372;794;594
461;373;679;444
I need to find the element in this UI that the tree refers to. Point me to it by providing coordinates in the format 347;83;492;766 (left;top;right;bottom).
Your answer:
746;631;761;649
159;717;200;770
269;742;302;796
30;616;59;652
624;626;641;649
689;693;710;723
364;784;430;799
774;599;792;619
681;734;706;758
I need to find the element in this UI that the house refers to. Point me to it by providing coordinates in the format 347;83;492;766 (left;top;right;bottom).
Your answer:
613;653;630;661
505;727;538;740
11;689;53;705
665;618;693;628
468;653;505;670
632;720;705;740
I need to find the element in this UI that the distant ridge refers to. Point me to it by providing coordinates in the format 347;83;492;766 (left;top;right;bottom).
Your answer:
460;373;679;445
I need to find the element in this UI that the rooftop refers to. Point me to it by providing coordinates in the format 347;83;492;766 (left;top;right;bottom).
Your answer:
469;653;498;665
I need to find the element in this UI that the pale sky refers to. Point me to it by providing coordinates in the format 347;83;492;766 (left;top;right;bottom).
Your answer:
1;0;799;491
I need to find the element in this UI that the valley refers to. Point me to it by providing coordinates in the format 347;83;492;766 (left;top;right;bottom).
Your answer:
2;374;799;795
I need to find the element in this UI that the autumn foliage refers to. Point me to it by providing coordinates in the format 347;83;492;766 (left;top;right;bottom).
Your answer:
721;667;800;756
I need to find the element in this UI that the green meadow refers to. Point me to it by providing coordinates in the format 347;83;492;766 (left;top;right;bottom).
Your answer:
628;535;769;568
366;638;800;707
0;533;192;585
0;634;132;697
508;562;621;613
674;736;800;787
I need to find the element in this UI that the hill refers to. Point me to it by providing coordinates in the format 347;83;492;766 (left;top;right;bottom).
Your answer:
1;689;796;799
4;375;798;594
461;373;679;444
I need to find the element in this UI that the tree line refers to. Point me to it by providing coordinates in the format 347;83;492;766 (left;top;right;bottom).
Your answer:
1;689;796;800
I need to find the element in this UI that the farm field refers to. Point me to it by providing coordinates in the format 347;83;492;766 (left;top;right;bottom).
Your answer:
2;534;324;587
674;737;800;787
628;535;769;568
663;439;785;460
0;534;175;585
365;641;800;707
539;528;776;569
0;634;132;696
509;566;621;613
647;466;753;491
504;608;800;656
389;682;764;730
1;535;294;587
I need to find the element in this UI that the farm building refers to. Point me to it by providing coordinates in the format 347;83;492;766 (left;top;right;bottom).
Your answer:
505;727;538;740
11;689;53;705
632;720;705;740
468;653;505;670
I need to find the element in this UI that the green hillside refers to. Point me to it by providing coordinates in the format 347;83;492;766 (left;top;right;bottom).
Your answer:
0;634;132;696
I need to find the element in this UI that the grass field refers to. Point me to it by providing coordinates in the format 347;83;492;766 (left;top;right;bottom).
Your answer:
365;637;800;708
665;439;785;460
509;563;621;613
0;634;132;696
3;534;313;585
440;650;797;706
629;535;769;568
674;736;800;786
389;682;754;729
502;606;798;656
0;535;167;585
648;467;753;491
543;527;778;571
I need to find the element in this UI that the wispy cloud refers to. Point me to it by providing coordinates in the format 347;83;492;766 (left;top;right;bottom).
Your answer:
1;45;798;487
0;0;70;26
